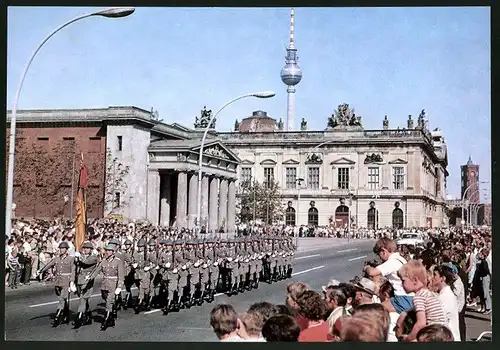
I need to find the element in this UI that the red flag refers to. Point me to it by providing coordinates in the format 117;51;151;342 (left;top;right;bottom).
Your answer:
75;153;88;252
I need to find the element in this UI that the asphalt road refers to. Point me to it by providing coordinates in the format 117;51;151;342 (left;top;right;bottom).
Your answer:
5;239;376;341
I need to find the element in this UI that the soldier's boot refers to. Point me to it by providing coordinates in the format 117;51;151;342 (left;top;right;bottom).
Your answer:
84;311;93;325
61;302;71;325
72;312;84;329
107;312;116;328
112;303;118;319
162;299;170;315
52;309;63;327
143;295;151;311
134;299;143;314
122;293;130;310
100;311;111;331
238;279;245;292
287;266;293;278
115;295;123;311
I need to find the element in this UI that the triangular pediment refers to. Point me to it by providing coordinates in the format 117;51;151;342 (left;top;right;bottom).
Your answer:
192;140;241;163
388;158;408;165
330;157;356;165
241;159;255;165
283;158;300;165
260;158;277;165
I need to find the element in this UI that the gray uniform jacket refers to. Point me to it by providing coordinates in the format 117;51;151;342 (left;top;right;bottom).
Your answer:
75;254;99;285
40;254;75;288
89;256;125;291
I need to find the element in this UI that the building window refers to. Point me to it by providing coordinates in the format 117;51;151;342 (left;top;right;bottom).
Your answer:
308;207;319;226
241;167;252;184
114;192;121;208
308;167;320;190
367;208;378;229
117;135;123;151
338;168;350;189
368;167;380;190
264;167;274;188
285;167;297;189
392;167;405;190
285;207;296;226
392;208;404;228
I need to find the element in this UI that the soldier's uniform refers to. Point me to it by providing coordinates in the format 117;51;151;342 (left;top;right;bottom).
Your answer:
159;239;175;313
120;240;136;309
132;239;150;314
73;241;99;329
236;239;246;291
147;239;162;308
226;239;239;293
109;239;126;310
199;239;210;301
37;241;75;327
211;239;223;294
172;240;187;308
248;238;259;288
87;244;125;331
276;237;285;279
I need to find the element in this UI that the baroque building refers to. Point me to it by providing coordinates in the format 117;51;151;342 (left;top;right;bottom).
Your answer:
220;104;450;228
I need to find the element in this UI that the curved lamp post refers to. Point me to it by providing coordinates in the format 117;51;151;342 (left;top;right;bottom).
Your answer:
195;91;275;234
5;7;135;238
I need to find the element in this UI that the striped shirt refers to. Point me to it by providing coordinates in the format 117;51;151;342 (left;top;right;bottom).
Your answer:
9;255;20;268
413;288;447;325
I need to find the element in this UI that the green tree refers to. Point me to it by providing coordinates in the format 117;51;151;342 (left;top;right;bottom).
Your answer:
105;148;130;215
237;179;284;225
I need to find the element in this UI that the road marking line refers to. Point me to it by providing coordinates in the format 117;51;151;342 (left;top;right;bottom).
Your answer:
29;287;138;308
295;254;320;260
292;265;325;276
337;248;358;253
144;292;226;314
348;255;367;262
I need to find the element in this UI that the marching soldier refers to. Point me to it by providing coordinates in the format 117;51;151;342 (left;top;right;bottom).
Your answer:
37;241;75;327
147;239;161;308
271;238;280;281
210;239;224;296
249;237;260;289
241;238;252;290
120;239;136;310
159;239;175;313
226;239;239;294
286;236;296;278
73;241;99;329
172;239;187;309
198;239;210;302
109;239;126;311
276;237;285;280
86;244;125;331
132;239;149;314
183;240;196;306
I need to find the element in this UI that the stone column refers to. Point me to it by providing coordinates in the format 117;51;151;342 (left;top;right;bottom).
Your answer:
227;179;236;234
219;178;229;231
160;174;171;226
176;171;188;229
208;177;219;232
188;172;198;230
201;175;209;228
147;170;160;225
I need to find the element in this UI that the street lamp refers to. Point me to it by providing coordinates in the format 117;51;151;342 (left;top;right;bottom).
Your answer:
296;177;304;247
5;7;135;238
196;91;275;234
461;181;488;225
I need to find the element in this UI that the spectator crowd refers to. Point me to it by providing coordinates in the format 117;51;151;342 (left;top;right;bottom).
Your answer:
208;227;492;342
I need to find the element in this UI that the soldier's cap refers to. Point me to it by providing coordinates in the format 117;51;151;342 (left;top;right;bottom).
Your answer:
174;240;183;245
111;239;123;246
59;241;70;249
148;239;156;246
124;239;133;245
137;239;146;247
159;239;167;245
165;239;174;245
187;240;196;245
82;241;93;249
104;244;116;251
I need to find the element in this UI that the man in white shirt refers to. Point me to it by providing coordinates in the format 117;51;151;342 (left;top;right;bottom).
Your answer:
364;237;413;313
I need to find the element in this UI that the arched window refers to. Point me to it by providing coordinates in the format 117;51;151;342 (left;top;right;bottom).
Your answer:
367;208;379;229
392;208;404;229
308;207;319;227
335;205;349;228
285;207;296;226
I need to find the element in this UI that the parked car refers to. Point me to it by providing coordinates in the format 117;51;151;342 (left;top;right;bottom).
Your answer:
397;232;426;248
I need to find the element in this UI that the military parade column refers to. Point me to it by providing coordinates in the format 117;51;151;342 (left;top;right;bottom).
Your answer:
227;180;236;234
208;176;219;232
188;172;198;229
176;171;188;228
219;178;229;232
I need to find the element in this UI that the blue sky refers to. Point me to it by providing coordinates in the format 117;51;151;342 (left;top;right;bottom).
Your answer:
7;7;491;201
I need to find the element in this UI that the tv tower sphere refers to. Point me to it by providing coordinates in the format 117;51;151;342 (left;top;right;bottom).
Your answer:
280;63;302;86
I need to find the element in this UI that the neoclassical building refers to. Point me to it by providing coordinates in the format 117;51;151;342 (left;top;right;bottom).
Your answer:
221;106;450;228
7;104;450;228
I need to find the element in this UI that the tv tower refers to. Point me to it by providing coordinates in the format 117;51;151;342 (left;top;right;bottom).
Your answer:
280;7;302;131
